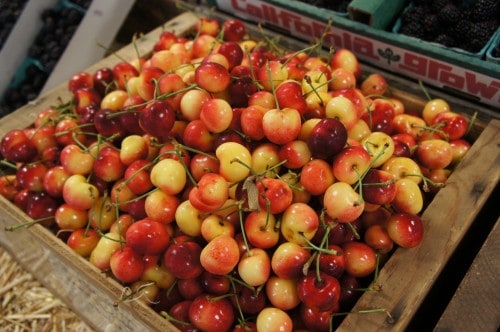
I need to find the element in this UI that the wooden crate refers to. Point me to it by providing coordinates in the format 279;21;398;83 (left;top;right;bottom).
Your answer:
0;10;499;332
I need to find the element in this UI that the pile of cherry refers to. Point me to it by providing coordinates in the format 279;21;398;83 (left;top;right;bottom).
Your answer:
0;16;474;332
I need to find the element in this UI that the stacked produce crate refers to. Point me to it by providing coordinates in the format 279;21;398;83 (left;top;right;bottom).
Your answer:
0;3;498;332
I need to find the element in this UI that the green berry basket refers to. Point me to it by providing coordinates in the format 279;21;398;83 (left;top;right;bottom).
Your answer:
392;1;498;60
486;28;500;64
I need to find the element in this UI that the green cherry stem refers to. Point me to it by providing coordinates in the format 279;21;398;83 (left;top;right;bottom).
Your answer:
0;159;18;170
160;311;193;326
300;231;338;255
238;201;252;256
402;172;445;192
347;222;361;240
4;217;54;231
418;80;432;101
229;279;247;326
465;111;478;136
114;281;157;306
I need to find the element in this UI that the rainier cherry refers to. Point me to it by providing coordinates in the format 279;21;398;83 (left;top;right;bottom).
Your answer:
139;100;176;141
125;218;170;255
199;235;240;275
307;117;348;160
297;270;341;312
256;307;293;332
222;18;246;42
163;237;203;280
109;246;145;283
188;294;235;331
387;212;424;248
0;129;38;163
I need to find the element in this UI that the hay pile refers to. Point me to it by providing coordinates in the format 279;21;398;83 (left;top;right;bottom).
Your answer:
0;247;93;332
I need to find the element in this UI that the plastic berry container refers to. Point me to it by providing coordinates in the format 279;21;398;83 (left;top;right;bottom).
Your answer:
486;28;500;64
392;1;498;60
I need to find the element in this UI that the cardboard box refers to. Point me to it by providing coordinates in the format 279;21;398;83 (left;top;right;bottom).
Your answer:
205;0;500;109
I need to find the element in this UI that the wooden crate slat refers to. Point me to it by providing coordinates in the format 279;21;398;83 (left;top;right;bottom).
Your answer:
0;9;499;332
0;199;174;331
434;218;500;332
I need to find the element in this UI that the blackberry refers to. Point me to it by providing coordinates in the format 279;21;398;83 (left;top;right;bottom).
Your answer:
469;0;500;22
438;3;461;27
400;21;426;39
449;20;474;41
412;0;433;7
463;21;497;52
0;0;29;49
422;14;441;39
401;5;429;25
431;0;451;13
433;33;457;48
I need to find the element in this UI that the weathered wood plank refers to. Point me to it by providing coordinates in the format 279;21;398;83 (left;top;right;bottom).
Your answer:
434;219;500;332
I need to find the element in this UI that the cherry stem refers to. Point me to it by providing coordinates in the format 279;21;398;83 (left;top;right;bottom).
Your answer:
315;17;334;56
315;250;322;282
157;83;199;102
362;180;396;187
418;80;432;101
280;42;321;67
265;61;280;109
347;221;361;240
114;281;157;307
353;142;390;197
160;311;192;326
199;202;240;219
229;278;249;324
319;208;330;229
411;123;447;139
300;232;338;255
0;160;18;170
402;172;445;192
256;24;287;57
95;229;126;244
465;111;478;137
276;170;303;192
303;251;316;277
209;293;234;302
4;217;54;231
176;142;219;161
238;202;252;256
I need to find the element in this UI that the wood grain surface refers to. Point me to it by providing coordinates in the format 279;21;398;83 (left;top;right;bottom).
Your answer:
434;218;500;332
